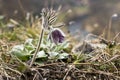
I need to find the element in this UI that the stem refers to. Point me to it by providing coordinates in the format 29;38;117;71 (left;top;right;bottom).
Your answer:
29;28;44;67
108;18;112;40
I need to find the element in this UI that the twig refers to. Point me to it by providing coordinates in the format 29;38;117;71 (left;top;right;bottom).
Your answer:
76;41;87;60
11;54;29;69
36;62;65;68
32;68;44;80
36;62;99;68
63;65;73;80
29;28;44;67
74;70;120;79
33;73;38;80
113;32;120;41
2;68;16;80
110;62;119;75
17;0;26;17
108;17;112;40
104;55;120;63
73;63;100;66
5;66;22;75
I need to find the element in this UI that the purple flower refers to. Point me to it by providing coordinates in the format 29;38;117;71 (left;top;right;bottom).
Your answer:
49;28;65;44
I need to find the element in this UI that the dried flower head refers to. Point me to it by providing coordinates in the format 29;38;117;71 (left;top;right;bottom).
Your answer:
49;28;65;44
41;8;57;29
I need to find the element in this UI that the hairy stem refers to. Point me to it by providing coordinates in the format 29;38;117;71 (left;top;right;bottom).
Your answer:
29;28;44;67
108;18;112;40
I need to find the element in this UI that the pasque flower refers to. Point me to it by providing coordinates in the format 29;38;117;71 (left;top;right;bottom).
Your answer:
49;28;65;44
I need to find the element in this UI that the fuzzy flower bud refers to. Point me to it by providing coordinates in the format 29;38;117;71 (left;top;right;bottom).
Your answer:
49;28;65;44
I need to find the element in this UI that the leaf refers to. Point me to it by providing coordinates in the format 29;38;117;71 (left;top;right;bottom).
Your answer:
54;41;70;52
41;43;47;49
24;38;35;49
24;38;35;54
48;52;59;59
25;38;33;45
11;44;24;52
10;44;31;61
34;51;48;63
24;45;35;51
37;51;47;58
63;42;70;49
58;53;69;59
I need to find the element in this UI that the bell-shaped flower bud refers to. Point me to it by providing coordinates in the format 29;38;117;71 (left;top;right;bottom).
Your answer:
49;28;65;44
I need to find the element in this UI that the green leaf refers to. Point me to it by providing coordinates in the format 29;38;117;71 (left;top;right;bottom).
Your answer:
24;38;35;50
48;52;59;59
37;51;47;58
53;41;69;52
11;44;24;52
10;44;31;61
58;53;69;59
25;38;33;45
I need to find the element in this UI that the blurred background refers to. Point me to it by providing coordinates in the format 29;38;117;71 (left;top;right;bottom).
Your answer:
0;0;120;41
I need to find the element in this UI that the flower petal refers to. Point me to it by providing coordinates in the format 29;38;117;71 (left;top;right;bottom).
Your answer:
49;28;65;44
